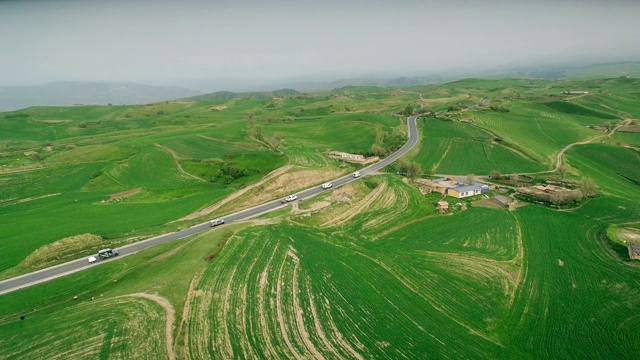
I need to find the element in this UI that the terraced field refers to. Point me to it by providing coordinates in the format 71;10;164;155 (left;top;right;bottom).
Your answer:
0;296;170;359
184;221;517;359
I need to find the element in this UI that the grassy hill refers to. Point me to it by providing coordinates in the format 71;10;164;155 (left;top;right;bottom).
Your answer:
1;78;639;358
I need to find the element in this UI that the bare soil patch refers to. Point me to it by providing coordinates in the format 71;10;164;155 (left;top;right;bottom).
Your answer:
109;187;142;200
293;200;331;214
321;181;387;227
178;165;293;221
36;119;69;124
331;184;357;203
19;233;103;271
618;228;640;242
509;200;527;211
472;198;503;209
15;192;61;204
216;167;344;215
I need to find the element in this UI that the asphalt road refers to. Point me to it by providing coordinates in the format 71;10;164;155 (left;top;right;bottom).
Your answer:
0;116;419;296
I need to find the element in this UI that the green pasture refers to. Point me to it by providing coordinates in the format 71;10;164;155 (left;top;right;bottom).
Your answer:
505;204;640;359
413;117;546;174
613;131;640;146
1;78;640;358
565;143;640;201
471;101;604;164
0;225;238;359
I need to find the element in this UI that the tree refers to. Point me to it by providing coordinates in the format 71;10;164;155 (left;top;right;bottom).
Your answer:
396;158;422;179
490;170;502;180
467;174;476;184
374;124;386;146
268;132;283;150
402;105;414;116
250;125;262;140
550;192;568;207
407;162;422;179
580;178;598;198
569;190;583;203
556;163;570;180
370;144;387;156
510;174;521;186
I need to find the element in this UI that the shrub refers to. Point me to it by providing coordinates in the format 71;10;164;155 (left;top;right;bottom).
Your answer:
364;178;379;189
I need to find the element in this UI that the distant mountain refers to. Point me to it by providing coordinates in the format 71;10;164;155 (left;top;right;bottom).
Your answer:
563;62;640;79
184;88;300;101
0;82;202;112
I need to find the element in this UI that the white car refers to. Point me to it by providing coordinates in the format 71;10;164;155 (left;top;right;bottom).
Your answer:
285;195;298;202
353;171;361;178
321;182;333;189
88;256;97;264
210;218;225;227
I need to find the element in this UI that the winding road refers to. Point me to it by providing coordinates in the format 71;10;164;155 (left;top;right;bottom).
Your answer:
0;116;419;296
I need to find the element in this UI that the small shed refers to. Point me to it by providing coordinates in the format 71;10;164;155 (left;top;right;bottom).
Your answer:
437;201;449;212
629;244;640;260
493;195;511;207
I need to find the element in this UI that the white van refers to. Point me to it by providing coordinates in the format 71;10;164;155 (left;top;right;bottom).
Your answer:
353;171;361;178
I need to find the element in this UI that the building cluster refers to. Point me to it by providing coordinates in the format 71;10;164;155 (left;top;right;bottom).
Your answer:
420;177;490;199
326;151;379;164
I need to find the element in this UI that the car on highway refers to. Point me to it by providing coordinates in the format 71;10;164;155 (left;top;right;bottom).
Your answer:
353;171;361;178
210;218;225;227
285;194;298;202
98;248;118;260
321;182;333;189
88;256;97;264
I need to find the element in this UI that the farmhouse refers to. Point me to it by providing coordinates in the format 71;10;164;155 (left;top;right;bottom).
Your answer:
430;177;490;199
561;91;589;95
447;184;489;198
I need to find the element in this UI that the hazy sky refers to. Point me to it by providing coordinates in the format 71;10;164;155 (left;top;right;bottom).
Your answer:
1;0;639;86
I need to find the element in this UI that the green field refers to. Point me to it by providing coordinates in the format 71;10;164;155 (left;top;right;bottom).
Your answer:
1;77;640;358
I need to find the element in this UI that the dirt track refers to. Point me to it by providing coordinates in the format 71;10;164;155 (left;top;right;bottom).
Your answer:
124;293;176;360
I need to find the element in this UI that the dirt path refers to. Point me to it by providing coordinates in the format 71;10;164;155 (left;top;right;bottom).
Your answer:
432;142;452;172
14;192;61;204
109;188;141;200
155;144;207;183
507;213;526;306
519;118;632;176
305;285;341;358
291;263;325;360
177;165;293;221
176;270;204;359
276;254;303;359
125;293;176;360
